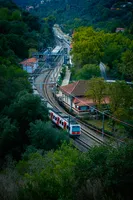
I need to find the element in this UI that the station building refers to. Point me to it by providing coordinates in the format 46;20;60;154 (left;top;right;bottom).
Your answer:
58;80;109;115
20;57;39;73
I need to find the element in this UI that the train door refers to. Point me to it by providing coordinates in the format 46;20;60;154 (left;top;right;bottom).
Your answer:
57;117;60;125
50;112;53;120
64;121;67;129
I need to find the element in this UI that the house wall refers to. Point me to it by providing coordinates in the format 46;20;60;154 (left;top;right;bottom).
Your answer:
23;65;33;73
78;106;88;111
22;62;38;73
60;91;97;113
62;93;72;106
34;62;38;70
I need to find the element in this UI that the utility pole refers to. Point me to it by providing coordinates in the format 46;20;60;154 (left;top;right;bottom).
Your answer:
102;110;109;138
102;111;105;138
70;95;73;113
68;95;73;128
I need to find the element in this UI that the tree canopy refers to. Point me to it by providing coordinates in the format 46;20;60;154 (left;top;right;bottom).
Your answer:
0;0;64;165
14;0;133;34
72;27;133;80
1;142;133;200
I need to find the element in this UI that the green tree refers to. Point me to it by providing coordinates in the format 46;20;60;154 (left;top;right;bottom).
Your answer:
28;48;37;58
3;92;48;156
119;50;133;80
22;12;41;31
0;8;9;20
18;143;79;200
43;15;56;27
9;22;28;35
11;10;22;21
0;20;10;34
72;27;104;68
109;81;133;119
0;117;19;159
27;121;69;150
75;64;100;80
76;142;133;200
86;77;107;108
102;42;123;67
0;65;31;110
6;34;28;58
7;92;48;124
0;36;10;56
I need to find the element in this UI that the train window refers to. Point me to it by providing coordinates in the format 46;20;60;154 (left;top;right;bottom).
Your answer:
62;122;63;125
60;120;62;124
72;126;80;132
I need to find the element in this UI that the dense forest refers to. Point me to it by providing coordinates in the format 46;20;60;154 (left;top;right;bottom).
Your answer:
1;0;133;200
71;27;133;80
13;0;133;33
0;0;69;165
0;0;54;62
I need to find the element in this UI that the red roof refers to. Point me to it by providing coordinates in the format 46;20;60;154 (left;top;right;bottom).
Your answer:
73;97;110;106
116;28;125;32
20;57;38;65
60;80;88;96
60;80;110;106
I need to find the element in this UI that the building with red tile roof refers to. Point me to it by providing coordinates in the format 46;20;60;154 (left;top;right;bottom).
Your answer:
59;80;109;114
60;80;88;96
20;57;39;73
116;28;125;33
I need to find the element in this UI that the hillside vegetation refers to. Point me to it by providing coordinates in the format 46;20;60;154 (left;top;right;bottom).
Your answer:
1;1;133;200
0;0;54;63
0;0;69;166
72;27;133;80
13;0;133;33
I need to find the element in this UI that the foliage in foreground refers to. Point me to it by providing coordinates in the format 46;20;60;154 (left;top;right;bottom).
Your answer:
1;142;133;200
0;0;57;165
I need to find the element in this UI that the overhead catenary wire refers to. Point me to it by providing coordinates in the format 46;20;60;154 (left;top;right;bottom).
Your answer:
57;83;133;129
74;95;133;129
56;85;127;143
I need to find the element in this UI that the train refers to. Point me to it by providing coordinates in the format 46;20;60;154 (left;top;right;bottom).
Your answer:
49;108;81;136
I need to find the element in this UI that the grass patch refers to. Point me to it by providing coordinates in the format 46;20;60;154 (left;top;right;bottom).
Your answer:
85;119;112;132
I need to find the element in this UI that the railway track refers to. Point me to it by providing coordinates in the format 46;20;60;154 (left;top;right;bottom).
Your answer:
72;137;91;152
41;68;109;151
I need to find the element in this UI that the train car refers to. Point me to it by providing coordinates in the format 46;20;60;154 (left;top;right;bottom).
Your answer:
49;108;81;136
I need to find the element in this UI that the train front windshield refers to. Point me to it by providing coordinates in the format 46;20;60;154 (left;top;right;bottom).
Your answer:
72;126;80;133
